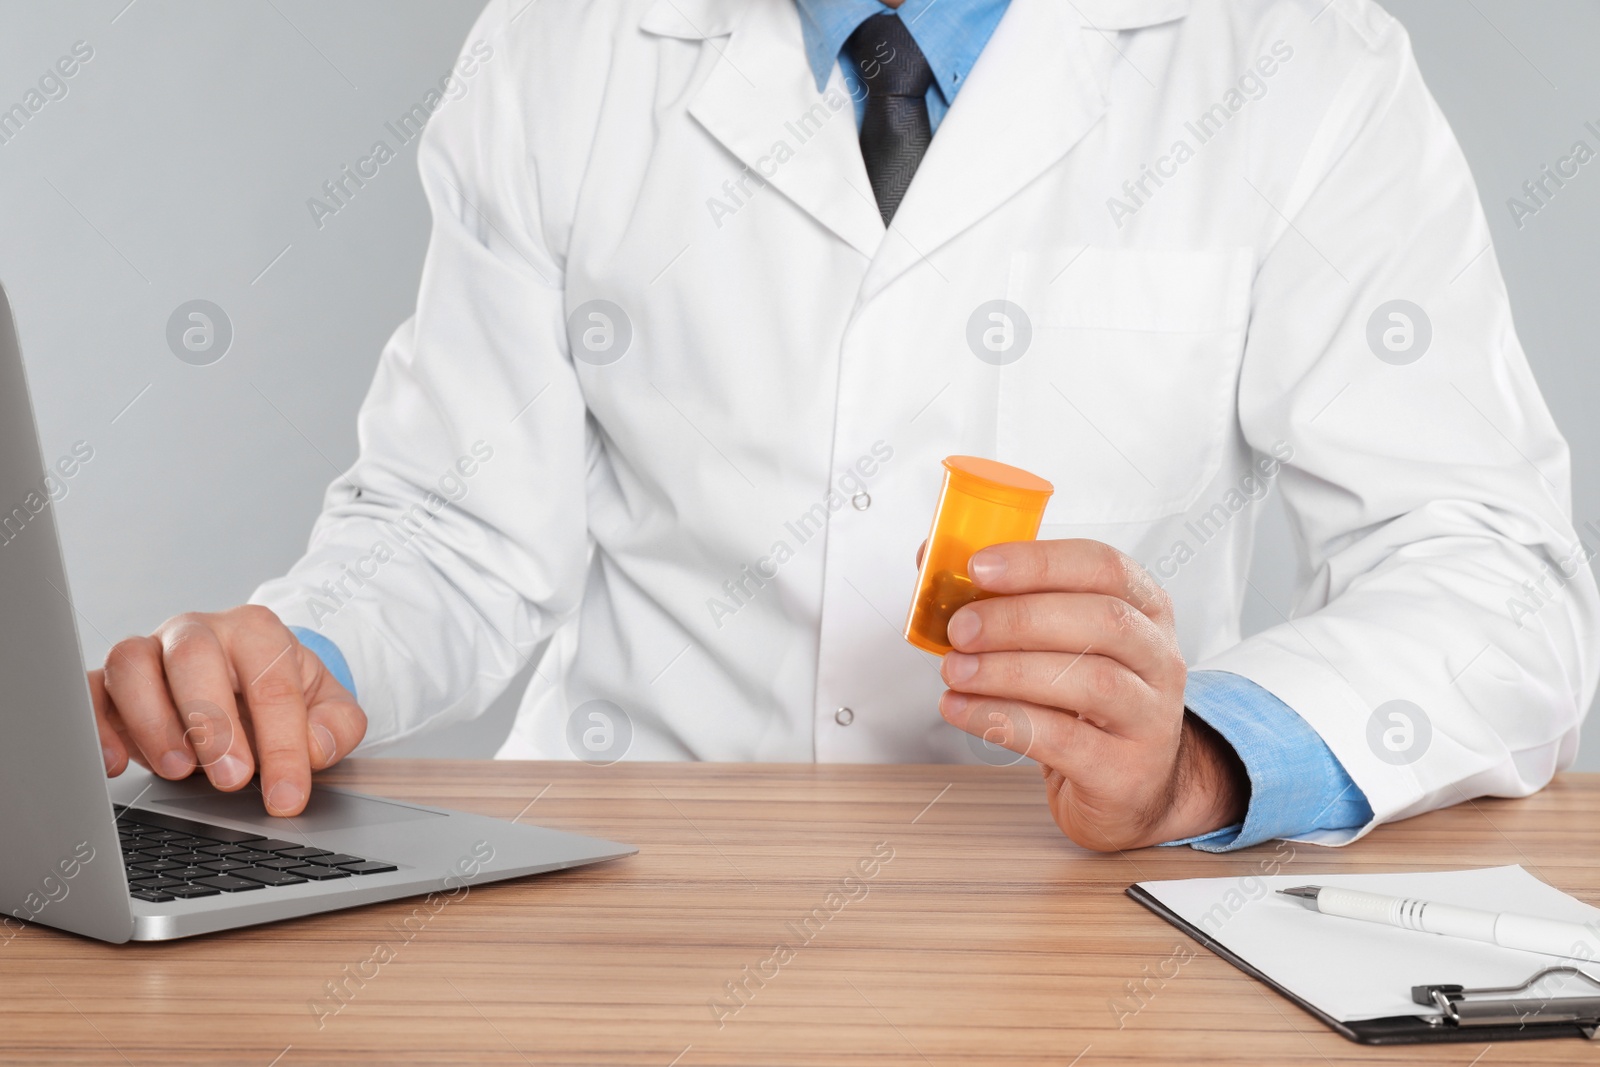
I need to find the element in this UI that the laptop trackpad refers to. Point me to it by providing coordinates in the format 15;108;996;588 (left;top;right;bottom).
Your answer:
160;787;443;833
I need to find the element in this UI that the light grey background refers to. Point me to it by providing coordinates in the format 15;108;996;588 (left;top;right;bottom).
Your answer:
2;1;1597;764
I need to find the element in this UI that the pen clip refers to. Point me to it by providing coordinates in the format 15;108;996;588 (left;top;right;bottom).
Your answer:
1412;966;1600;1037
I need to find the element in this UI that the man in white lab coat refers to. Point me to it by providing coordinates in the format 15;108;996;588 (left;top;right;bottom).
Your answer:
90;0;1599;853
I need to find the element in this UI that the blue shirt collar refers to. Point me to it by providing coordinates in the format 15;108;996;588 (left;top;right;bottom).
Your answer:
793;0;1010;103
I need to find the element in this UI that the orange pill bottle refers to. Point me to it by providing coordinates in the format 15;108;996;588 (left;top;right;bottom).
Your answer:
903;456;1054;655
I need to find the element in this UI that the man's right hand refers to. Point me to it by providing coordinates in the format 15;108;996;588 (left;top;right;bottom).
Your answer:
89;605;366;817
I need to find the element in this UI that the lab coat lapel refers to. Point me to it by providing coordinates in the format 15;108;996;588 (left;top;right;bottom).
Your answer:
653;0;885;259
858;0;1140;304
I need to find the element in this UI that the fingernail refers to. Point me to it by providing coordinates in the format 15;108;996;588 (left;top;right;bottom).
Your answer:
940;691;968;716
311;723;337;767
101;745;117;772
266;780;305;815
212;754;250;789
947;609;981;648
969;550;1006;586
158;750;194;778
943;651;979;684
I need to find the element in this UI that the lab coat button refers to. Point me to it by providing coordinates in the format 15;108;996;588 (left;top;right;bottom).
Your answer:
834;707;855;726
851;492;871;511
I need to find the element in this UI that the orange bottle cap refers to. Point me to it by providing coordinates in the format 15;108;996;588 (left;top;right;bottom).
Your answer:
942;456;1054;509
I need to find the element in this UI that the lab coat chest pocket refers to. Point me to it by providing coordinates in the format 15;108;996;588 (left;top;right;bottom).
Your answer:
997;247;1253;525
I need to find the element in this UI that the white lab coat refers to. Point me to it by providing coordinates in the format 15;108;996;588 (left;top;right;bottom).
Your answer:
253;0;1599;844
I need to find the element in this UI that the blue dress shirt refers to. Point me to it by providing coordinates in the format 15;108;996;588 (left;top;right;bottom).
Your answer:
288;626;356;696
286;0;1375;852
794;0;1009;131
1175;672;1373;850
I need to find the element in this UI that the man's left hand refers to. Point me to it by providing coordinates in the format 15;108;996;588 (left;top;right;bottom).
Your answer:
937;538;1249;851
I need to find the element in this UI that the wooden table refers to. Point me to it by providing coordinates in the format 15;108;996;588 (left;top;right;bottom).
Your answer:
4;762;1598;1066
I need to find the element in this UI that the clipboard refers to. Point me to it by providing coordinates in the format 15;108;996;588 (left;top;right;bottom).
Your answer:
1127;884;1600;1045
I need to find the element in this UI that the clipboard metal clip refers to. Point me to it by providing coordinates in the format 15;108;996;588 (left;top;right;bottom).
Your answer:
1412;966;1600;1038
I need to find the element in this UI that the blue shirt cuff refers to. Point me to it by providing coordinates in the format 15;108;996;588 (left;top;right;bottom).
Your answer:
287;626;357;700
1161;670;1373;852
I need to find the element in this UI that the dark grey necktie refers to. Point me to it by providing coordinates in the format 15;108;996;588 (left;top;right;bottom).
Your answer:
844;13;934;226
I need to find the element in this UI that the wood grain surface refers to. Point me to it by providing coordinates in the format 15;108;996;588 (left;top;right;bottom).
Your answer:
3;761;1598;1066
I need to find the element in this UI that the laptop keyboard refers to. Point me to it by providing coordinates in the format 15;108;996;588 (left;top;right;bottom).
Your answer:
116;805;397;903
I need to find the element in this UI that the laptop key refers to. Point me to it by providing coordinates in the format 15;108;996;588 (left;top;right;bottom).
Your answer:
275;847;331;860
131;877;184;890
228;850;276;864
131;860;184;873
247;839;303;853
164;836;211;849
198;843;246;856
200;858;251;872
233;867;308;887
191;875;265;892
167;866;214;881
130;889;175;902
138;845;191;859
339;861;399;875
305;853;364;867
287;865;352;881
167;885;222;899
256;857;310;870
167;852;216;866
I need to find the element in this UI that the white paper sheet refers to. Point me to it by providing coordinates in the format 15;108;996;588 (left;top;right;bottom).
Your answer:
1135;866;1600;1022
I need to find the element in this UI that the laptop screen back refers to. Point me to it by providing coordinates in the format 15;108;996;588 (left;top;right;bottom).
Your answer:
0;282;132;943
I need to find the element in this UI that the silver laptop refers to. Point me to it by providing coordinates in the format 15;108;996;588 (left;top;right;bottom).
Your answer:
0;282;635;942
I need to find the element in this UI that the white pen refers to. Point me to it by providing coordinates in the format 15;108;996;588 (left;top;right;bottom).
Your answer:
1279;885;1599;961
